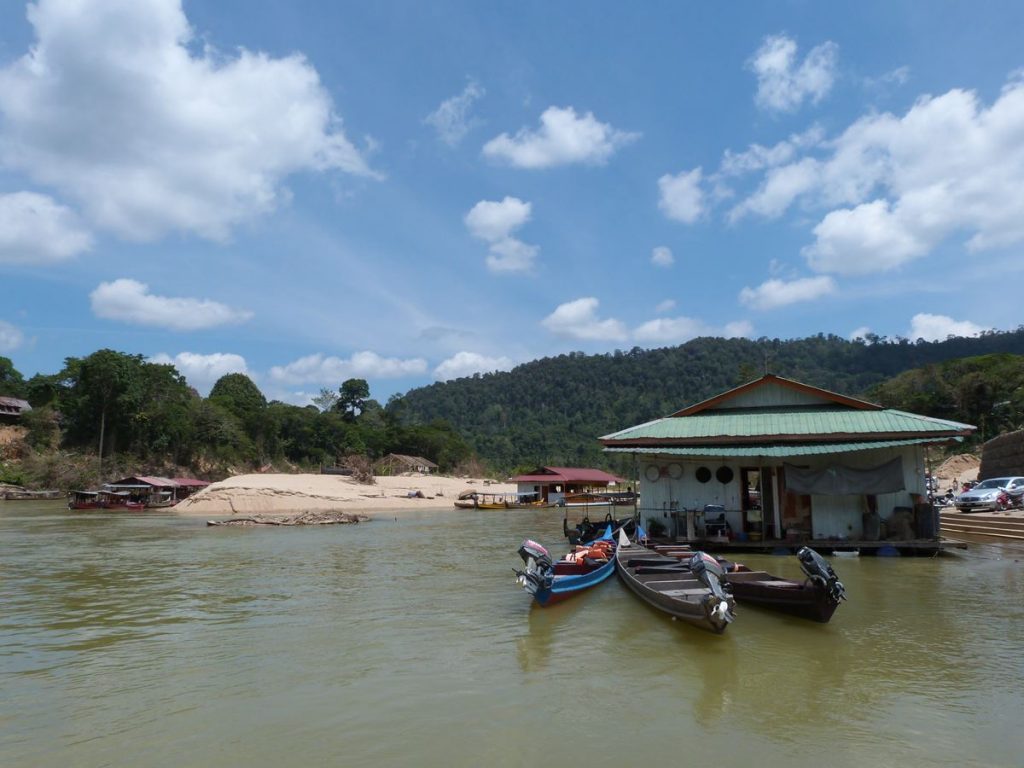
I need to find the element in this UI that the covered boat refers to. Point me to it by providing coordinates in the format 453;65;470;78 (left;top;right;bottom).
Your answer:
615;533;736;634
515;526;617;607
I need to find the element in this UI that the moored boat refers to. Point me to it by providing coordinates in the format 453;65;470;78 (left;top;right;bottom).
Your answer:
615;533;736;634
68;490;104;510
647;545;846;623
515;526;617;607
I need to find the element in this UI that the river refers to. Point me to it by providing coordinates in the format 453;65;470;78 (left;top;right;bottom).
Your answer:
1;501;1022;767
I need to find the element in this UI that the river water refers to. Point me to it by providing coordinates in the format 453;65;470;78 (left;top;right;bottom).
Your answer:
1;501;1022;767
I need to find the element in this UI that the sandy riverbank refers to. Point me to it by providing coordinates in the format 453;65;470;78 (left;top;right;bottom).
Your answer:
174;473;517;517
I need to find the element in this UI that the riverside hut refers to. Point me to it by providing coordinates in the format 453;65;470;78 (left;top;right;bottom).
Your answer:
600;374;975;552
507;466;628;506
373;454;438;475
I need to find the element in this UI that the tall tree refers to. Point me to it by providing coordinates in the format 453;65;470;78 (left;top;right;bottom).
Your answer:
0;356;26;398
337;378;370;422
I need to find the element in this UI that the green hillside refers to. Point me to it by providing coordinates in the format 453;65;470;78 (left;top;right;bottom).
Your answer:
390;329;1024;472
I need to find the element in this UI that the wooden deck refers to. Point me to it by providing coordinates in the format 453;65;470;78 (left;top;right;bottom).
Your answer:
659;535;963;555
940;510;1024;543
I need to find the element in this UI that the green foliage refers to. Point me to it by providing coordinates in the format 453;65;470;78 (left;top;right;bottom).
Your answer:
870;353;1024;441
0;356;26;398
337;378;370;421
390;328;1024;472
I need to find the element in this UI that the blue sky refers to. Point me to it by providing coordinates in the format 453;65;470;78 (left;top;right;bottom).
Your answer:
2;0;1023;403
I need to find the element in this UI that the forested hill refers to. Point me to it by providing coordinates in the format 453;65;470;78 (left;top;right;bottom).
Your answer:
391;329;1024;472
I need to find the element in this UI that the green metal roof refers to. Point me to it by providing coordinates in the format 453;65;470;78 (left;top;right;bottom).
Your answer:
603;437;961;458
600;407;973;443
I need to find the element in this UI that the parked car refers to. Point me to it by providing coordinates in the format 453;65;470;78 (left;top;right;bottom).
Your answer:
954;477;1024;512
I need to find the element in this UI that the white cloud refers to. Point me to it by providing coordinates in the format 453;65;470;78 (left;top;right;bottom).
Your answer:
738;275;837;310
632;316;753;344
727;73;1024;274
749;34;838;113
90;279;253;331
651;245;674;267
908;313;986;341
658;168;705;223
718;126;825;177
849;326;872;341
0;0;377;242
0;319;24;353
464;196;538;273
149;351;249;394
433;351;515;381
482;106;638;169
541;298;628;342
425;80;485;146
728;157;820;221
0;192;93;264
268;351;428;386
655;299;676;314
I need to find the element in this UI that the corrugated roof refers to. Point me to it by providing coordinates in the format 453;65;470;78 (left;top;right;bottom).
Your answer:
604;437;960;457
600;407;973;444
508;466;625;484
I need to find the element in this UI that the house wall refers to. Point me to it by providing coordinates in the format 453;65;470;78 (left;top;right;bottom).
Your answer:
725;383;835;410
637;444;927;540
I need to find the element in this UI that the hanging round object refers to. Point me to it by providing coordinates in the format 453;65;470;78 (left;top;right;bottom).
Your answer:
667;463;683;479
644;465;661;482
695;466;712;483
715;466;734;484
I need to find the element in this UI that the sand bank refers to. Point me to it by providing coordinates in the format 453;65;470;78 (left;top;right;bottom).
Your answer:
174;473;517;517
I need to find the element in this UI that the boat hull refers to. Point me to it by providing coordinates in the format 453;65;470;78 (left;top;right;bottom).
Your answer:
725;572;841;623
531;556;616;607
615;544;735;634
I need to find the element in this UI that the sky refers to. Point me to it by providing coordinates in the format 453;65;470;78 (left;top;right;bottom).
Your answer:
2;0;1023;404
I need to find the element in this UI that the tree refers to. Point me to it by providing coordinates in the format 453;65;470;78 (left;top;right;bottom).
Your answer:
311;387;339;412
0;356;26;398
337;378;370;422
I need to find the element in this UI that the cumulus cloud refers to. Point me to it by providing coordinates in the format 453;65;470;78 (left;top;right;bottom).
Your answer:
433;351;515;381
464;196;538;273
658;168;705;223
908;313;986;341
268;351;427;386
149;351;249;394
0;192;93;264
482;106;638;169
90;279;253;330
651;246;674;267
749;34;838;113
727;73;1024;274
541;298;628;342
738;275;837;310
0;319;24;353
849;326;872;341
424;80;485;146
718;126;825;177
632;316;753;344
0;0;377;242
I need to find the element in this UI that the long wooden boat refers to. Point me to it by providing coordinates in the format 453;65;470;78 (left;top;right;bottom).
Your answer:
456;491;553;510
515;526;616;607
615;535;736;634
650;545;846;623
68;490;104;510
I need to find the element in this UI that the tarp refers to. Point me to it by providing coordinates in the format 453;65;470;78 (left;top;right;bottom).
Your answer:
783;456;905;496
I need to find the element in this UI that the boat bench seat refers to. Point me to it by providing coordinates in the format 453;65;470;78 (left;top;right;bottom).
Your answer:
661;588;709;597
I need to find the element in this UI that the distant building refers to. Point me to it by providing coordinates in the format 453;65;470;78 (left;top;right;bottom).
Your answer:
0;396;31;423
373;454;439;475
507;466;626;505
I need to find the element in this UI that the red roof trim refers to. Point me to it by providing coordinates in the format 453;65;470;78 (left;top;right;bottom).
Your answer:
508;466;625;484
670;374;881;417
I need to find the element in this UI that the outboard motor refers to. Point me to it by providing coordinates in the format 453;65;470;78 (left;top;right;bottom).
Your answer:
797;546;846;603
688;551;735;625
515;539;554;597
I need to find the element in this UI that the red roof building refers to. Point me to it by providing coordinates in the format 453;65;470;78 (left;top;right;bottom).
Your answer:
508;466;627;506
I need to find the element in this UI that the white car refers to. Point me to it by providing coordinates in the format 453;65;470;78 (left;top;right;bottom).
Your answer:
955;477;1024;512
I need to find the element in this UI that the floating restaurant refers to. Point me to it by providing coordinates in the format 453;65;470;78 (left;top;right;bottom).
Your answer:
600;374;975;554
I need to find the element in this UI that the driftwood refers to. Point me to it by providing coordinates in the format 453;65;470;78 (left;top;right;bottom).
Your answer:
207;511;370;527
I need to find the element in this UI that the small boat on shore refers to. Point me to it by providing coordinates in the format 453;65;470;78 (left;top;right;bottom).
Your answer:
515;526;617;607
615;535;735;634
455;491;552;510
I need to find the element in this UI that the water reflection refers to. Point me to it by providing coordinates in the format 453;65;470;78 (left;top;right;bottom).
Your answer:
2;501;1023;767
